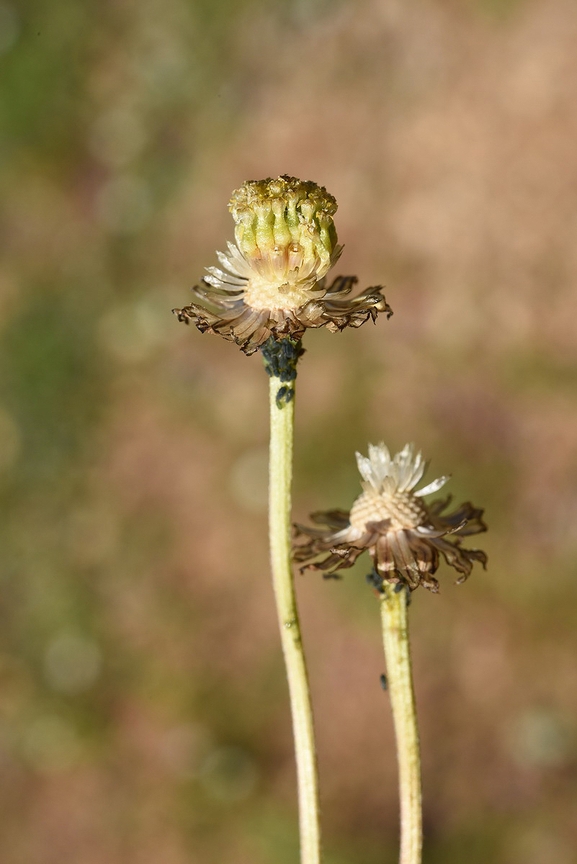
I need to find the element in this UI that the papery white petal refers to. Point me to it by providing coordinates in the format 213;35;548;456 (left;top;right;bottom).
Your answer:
206;266;246;285
414;476;450;497
402;454;426;492
381;475;397;496
356;452;375;485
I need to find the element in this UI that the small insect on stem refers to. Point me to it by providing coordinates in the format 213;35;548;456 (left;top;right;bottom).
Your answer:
394;581;412;606
366;568;385;594
275;384;294;407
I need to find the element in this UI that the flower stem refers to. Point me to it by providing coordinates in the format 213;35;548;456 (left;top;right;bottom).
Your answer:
268;372;322;864
380;585;422;864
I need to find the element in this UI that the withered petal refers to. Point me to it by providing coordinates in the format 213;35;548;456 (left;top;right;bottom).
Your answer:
296;544;366;576
294;492;487;593
437;502;487;537
421;573;440;593
175;272;392;354
309;509;351;528
429;536;480;580
428;494;453;516
322;275;359;298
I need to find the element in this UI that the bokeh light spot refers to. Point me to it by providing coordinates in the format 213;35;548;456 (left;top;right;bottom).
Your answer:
44;633;102;694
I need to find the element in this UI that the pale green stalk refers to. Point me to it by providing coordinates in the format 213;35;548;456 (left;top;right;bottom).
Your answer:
268;374;321;864
380;586;422;864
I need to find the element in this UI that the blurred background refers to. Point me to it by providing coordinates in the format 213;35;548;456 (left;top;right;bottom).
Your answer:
2;0;577;861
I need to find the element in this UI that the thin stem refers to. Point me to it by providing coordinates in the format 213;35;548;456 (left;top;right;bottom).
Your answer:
380;586;422;864
268;374;322;864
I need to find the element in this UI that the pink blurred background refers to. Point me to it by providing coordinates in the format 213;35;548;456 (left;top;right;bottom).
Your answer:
2;0;577;861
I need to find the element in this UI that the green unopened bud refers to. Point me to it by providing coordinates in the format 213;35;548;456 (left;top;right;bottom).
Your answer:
228;176;340;310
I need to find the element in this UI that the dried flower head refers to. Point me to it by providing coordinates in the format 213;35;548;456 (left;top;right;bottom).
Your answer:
173;176;392;354
294;443;487;592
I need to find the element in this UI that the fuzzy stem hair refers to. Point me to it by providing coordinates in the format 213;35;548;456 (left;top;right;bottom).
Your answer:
267;350;321;864
380;585;422;864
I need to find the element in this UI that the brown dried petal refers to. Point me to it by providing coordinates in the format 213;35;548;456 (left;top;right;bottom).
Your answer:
309;509;351;529
293;495;487;592
296;543;366;577
174;275;392;355
436;501;487;537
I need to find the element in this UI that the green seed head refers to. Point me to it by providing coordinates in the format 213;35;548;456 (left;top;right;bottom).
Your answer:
229;176;339;291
